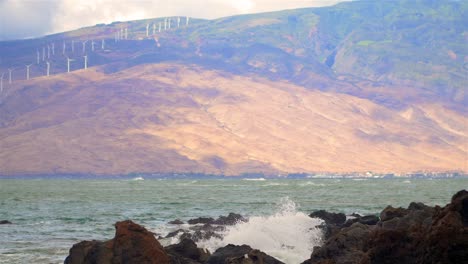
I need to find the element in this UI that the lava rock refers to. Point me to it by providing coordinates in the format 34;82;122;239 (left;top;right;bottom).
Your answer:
309;210;346;226
206;244;284;264
165;238;210;263
169;219;185;225
187;217;215;225
0;220;12;224
213;213;246;225
64;220;170;264
344;214;380;227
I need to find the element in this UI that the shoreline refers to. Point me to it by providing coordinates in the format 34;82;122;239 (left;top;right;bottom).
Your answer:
63;190;467;264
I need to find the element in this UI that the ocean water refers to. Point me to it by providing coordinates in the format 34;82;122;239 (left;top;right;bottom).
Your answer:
0;178;465;264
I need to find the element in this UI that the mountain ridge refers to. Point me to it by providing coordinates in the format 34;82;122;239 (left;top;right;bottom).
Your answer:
0;0;466;175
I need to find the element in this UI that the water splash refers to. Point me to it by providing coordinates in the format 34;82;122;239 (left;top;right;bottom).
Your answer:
197;197;324;263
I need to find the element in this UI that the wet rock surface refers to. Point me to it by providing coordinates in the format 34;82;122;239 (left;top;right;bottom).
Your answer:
0;220;12;224
303;189;468;264
206;244;284;264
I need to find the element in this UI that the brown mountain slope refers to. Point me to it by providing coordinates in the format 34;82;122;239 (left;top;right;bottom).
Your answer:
0;63;465;175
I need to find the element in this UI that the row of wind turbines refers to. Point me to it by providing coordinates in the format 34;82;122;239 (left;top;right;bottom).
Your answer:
0;16;191;96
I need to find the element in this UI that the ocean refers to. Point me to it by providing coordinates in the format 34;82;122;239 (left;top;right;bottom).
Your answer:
0;178;465;264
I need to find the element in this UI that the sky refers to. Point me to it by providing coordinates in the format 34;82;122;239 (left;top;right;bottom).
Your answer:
0;0;350;40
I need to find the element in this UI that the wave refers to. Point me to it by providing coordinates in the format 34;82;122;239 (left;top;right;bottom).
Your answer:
243;178;266;181
299;181;326;187
131;177;144;181
197;198;324;263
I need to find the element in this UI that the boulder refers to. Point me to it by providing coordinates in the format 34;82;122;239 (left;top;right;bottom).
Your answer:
169;219;185;225
187;217;215;225
344;215;380;227
165;238;210;264
213;213;246;225
309;210;346;226
206;244;284;264
0;220;12;224
64;220;170;264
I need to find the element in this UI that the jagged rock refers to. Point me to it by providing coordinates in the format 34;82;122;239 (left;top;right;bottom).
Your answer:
64;220;170;264
0;220;12;224
165;229;190;239
165;238;210;264
206;244;284;264
213;213;246;225
344;214;380;227
309;210;346;226
188;217;215;225
169;219;185;225
303;190;468;264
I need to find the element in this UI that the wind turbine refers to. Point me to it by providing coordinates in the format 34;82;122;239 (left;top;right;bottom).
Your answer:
101;39;105;50
8;69;13;84
51;43;55;55
159;22;162;32
125;28;128;39
177;17;180;28
82;40;88;54
164;18;167;30
91;40;95;51
121;27;124;40
66;57;74;73
0;73;4;94
153;23;156;35
168;18;171;29
26;64;33;80
83;55;88;70
186;16;190;26
46;61;50;77
146;23;149;37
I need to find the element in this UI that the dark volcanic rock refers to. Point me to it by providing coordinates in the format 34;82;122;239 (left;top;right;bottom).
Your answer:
165;238;210;264
169;219;185;225
309;210;346;226
187;217;215;225
213;213;246;225
0;220;12;224
344;214;380;227
303;190;468;264
64;220;170;264
206;244;284;264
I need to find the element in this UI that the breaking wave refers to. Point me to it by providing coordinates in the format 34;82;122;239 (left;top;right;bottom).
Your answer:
197;198;324;263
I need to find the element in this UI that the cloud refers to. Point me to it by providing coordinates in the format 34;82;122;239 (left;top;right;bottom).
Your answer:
0;0;350;40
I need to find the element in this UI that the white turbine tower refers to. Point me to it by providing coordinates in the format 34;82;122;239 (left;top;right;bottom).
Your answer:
177;17;180;28
46;61;50;77
168;18;171;29
91;40;95;52
0;72;4;94
66;57;74;73
153;23;156;35
26;64;33;80
36;49;40;64
125;28;128;39
146;23;149;37
83;55;88;70
8;69;13;84
186;16;190;26
82;40;88;54
159;22;162;32
120;28;124;40
51;43;55;55
164;18;167;30
47;45;50;59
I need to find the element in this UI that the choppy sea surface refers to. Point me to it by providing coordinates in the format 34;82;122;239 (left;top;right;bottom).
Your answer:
0;178;466;264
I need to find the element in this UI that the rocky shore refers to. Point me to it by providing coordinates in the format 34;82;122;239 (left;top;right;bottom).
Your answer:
64;190;467;264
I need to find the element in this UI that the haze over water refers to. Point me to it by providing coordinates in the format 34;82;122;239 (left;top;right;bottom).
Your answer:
0;177;465;263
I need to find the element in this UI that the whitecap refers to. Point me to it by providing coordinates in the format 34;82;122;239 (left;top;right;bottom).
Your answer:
243;178;266;181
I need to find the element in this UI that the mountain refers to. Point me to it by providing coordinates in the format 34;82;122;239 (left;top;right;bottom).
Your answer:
0;0;466;176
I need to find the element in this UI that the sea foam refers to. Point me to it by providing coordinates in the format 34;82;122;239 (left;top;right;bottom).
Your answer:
197;198;324;263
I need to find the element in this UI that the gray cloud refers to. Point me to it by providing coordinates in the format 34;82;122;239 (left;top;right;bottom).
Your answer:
0;0;350;40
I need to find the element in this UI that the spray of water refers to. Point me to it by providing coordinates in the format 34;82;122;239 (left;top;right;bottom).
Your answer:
197;197;324;263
